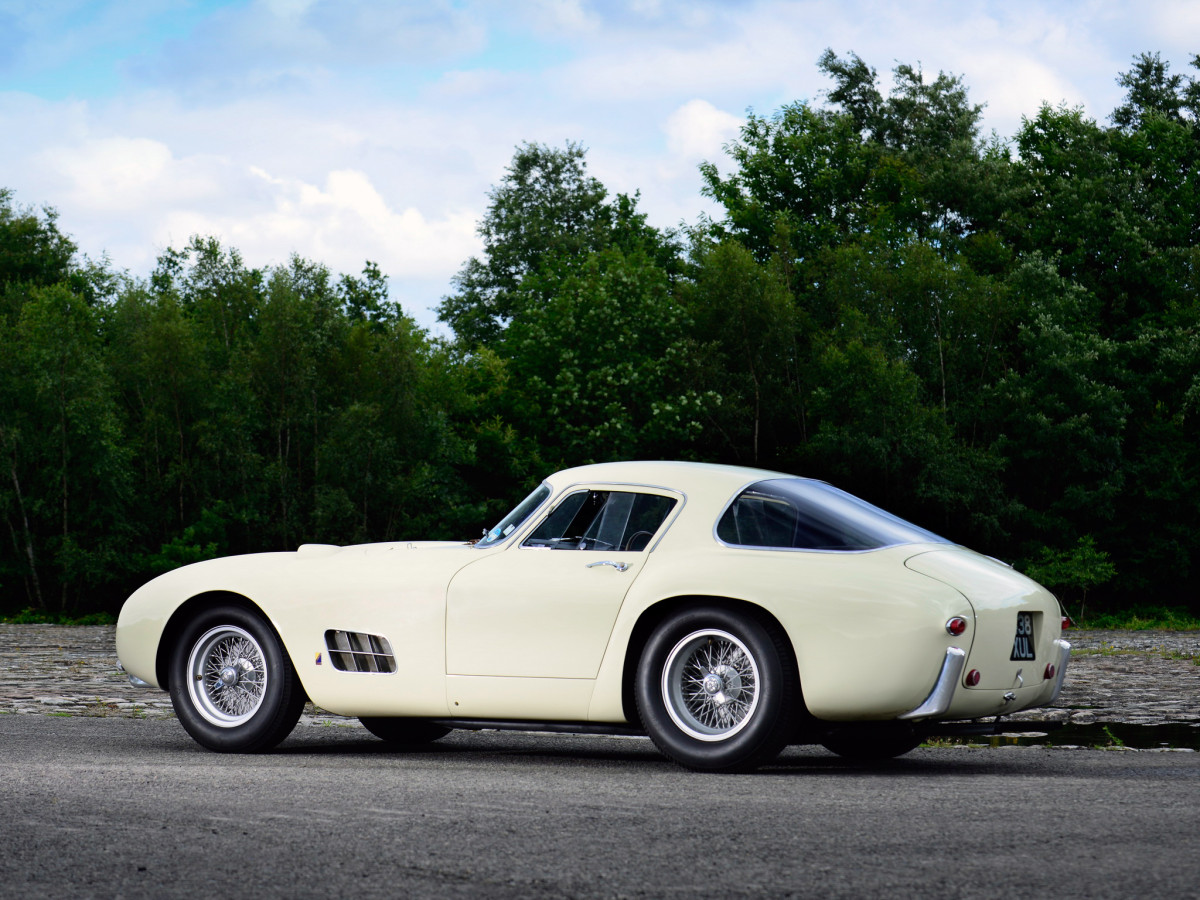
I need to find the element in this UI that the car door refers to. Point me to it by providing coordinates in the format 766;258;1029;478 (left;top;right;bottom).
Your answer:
445;487;679;679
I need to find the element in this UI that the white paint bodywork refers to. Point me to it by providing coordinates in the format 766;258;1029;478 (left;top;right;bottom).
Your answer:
116;460;1066;727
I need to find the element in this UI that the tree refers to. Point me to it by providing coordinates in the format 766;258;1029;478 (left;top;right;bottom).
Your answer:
438;142;677;346
817;49;983;153
500;247;714;467
980;257;1127;557
681;240;801;464
702;51;1000;277
1024;535;1116;622
699;102;885;270
0;284;132;612
0;190;77;308
1111;52;1198;130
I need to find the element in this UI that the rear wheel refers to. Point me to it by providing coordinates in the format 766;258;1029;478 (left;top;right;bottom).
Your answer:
169;605;306;752
359;718;451;745
635;606;798;772
820;723;921;760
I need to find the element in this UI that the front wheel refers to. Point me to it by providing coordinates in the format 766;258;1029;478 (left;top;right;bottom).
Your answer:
169;605;307;752
635;606;799;772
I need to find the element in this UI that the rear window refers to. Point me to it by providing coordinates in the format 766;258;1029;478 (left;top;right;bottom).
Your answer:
716;479;948;551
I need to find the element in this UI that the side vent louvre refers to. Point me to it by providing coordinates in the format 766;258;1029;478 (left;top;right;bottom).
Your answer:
324;630;396;674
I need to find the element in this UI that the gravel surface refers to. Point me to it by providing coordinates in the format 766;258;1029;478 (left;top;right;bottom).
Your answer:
1010;628;1200;727
2;624;1197;728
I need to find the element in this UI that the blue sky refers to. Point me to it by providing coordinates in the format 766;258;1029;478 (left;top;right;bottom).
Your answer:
2;0;1197;330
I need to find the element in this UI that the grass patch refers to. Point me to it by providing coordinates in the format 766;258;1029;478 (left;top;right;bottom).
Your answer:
921;736;985;749
1073;642;1198;661
1072;645;1146;657
0;609;116;626
1075;605;1200;630
1101;725;1125;747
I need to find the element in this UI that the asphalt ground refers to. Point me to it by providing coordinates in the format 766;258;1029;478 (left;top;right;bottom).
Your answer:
3;624;1200;899
2;714;1198;900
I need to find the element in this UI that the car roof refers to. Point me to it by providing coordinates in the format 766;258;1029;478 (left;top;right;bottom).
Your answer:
545;460;792;497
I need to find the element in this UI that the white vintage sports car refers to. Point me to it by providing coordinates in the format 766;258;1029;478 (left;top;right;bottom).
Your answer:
117;460;1071;771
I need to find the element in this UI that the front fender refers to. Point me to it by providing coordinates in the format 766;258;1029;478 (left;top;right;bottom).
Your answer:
115;553;298;688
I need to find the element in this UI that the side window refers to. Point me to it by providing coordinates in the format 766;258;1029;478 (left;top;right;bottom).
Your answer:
717;494;800;547
715;479;946;551
524;490;676;551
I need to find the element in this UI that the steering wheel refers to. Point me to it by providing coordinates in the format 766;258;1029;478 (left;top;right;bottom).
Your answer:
623;531;654;551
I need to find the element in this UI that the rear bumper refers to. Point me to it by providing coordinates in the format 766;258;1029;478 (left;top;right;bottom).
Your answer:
116;660;154;689
1048;639;1072;702
900;639;1072;722
898;647;966;720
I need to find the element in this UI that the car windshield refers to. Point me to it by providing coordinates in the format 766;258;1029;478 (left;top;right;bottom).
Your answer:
716;478;949;551
477;484;552;547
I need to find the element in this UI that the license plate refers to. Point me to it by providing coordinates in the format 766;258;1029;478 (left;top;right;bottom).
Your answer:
1010;611;1036;661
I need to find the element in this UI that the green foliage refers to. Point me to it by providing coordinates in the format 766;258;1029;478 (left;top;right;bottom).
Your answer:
438;141;677;346
0;190;82;316
0;609;117;625
0;219;493;614
1111;52;1200;130
5;50;1200;616
502;247;715;466
139;506;228;574
1024;535;1117;620
679;240;799;464
1076;605;1200;631
982;257;1128;544
0;280;133;613
699;101;885;266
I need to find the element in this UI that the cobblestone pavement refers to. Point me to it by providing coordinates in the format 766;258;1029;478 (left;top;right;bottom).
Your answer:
0;624;353;727
1;624;1197;729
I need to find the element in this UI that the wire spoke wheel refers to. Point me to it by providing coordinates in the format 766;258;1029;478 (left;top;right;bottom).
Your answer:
662;628;760;742
186;625;269;727
636;607;798;772
170;605;306;753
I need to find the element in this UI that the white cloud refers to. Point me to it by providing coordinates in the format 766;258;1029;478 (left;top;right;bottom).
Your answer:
215;167;480;281
41;137;194;212
1;0;1191;331
2;97;481;325
520;0;602;36
664;99;743;161
127;0;488;96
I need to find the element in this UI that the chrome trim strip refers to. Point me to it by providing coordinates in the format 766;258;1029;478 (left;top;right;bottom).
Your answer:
898;646;967;720
127;673;152;688
1048;639;1071;702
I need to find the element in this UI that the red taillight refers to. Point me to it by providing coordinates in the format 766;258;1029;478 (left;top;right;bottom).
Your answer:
945;616;968;636
1061;616;1073;630
1044;664;1056;680
965;669;981;686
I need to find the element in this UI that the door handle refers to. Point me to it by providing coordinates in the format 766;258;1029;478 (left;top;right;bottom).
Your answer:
586;560;629;572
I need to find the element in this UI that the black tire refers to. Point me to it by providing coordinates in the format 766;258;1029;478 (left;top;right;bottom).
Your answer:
820;723;921;760
635;605;799;773
168;604;307;753
359;717;452;745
